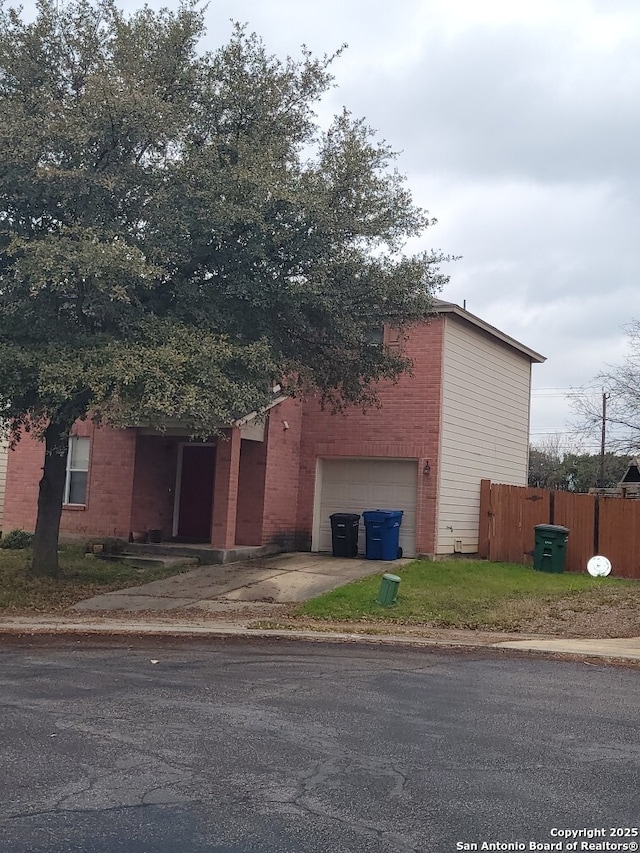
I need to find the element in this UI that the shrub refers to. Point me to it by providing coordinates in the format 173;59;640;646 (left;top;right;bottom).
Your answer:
0;529;34;549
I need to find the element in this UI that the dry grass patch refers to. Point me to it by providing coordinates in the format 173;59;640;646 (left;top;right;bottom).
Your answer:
0;547;191;613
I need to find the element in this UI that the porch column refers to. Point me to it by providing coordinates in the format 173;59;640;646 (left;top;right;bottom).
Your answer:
210;428;241;549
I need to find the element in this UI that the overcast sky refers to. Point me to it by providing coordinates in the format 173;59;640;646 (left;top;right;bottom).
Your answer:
151;0;638;451
41;0;640;449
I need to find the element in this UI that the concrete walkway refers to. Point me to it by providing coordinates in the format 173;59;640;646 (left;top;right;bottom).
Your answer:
1;552;639;664
494;635;640;660
70;552;411;613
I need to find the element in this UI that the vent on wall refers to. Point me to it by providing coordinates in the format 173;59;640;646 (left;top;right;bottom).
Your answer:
454;539;463;553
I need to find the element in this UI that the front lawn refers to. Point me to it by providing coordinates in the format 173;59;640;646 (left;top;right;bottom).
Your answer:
292;559;640;637
0;546;190;613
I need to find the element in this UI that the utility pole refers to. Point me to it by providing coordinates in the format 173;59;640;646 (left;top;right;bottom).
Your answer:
599;392;610;488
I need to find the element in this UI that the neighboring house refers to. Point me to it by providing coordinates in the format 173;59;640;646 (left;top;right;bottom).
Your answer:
0;437;7;533
2;301;544;558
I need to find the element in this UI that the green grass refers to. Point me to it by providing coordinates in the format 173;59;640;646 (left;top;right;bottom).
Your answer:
296;559;640;631
0;546;190;613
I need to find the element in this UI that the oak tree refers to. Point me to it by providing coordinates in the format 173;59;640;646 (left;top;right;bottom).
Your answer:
0;0;449;574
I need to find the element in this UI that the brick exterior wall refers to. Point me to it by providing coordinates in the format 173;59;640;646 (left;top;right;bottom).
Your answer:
3;432;45;534
3;320;446;552
3;421;137;539
0;439;8;533
130;435;181;537
295;319;445;555
260;398;304;549
235;438;267;546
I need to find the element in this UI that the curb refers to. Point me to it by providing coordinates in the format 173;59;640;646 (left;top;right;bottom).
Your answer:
1;621;639;665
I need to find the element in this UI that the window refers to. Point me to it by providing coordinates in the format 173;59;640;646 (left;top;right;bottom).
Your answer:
364;327;384;345
364;325;403;351
64;436;90;505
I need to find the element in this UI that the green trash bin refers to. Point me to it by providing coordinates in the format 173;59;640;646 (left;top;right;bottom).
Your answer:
377;573;401;606
533;524;569;573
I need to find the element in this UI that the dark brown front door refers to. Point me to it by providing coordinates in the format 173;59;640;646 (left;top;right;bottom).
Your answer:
177;445;216;540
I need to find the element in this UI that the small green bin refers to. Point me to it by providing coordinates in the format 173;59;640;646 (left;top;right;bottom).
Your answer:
377;573;401;606
533;524;569;573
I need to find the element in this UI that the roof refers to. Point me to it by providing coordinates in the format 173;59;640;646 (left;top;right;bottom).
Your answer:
134;386;287;436
620;458;640;484
231;385;287;428
432;299;546;363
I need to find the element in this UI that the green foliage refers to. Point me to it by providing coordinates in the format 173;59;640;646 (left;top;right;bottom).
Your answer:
297;559;639;631
0;0;451;576
0;529;34;549
0;0;449;448
528;445;630;491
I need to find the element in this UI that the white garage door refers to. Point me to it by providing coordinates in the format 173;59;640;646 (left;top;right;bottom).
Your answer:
315;458;418;557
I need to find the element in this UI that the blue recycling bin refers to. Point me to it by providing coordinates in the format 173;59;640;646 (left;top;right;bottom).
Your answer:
363;510;403;560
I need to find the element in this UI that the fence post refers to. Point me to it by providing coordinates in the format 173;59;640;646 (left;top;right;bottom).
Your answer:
478;479;491;559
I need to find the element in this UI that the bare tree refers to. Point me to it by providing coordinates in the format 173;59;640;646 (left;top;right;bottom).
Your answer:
571;322;640;455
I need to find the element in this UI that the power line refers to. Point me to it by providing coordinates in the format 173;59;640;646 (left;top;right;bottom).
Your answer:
531;390;600;397
530;430;584;436
532;391;588;394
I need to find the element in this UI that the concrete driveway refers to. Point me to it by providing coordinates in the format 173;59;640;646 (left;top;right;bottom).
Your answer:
71;552;409;613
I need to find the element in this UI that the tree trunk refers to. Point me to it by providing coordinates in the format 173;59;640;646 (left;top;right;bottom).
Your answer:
31;422;70;577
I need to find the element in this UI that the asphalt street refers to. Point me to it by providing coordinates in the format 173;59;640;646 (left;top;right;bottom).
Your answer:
0;638;638;853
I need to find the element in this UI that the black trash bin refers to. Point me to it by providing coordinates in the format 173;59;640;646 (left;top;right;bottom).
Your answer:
329;513;360;558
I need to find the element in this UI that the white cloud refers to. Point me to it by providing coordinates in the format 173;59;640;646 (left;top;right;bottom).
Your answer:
17;0;640;446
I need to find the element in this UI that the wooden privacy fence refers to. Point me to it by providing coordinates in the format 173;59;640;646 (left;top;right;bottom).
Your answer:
479;480;640;579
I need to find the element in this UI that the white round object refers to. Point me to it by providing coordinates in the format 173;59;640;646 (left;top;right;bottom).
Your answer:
587;556;612;577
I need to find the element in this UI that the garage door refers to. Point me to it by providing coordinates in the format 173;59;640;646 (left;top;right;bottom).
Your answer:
315;458;418;557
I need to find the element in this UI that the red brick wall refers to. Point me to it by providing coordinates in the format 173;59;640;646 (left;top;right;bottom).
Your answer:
78;424;137;538
3;421;137;540
211;427;241;548
3;431;45;533
130;435;180;538
260;398;304;548
3;322;445;551
295;320;445;555
235;438;268;546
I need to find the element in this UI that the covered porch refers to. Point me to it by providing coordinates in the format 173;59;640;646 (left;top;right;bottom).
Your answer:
130;421;269;550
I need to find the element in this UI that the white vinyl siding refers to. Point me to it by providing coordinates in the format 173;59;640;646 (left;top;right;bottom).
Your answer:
314;458;418;557
438;317;532;554
0;438;7;532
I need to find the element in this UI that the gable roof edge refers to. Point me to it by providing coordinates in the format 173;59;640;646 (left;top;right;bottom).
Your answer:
432;300;546;363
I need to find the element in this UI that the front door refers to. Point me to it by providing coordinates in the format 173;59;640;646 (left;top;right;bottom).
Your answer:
176;445;216;541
